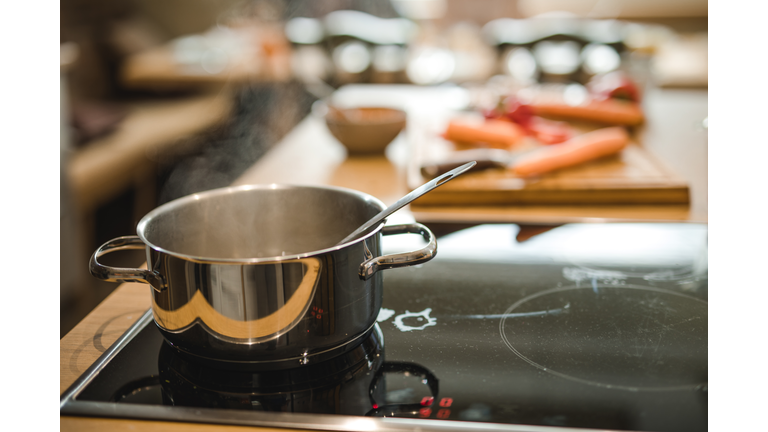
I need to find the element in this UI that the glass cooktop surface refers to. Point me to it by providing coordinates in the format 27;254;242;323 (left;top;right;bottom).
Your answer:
61;223;708;432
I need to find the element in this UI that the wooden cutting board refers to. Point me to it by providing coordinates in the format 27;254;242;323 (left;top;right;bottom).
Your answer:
406;115;690;207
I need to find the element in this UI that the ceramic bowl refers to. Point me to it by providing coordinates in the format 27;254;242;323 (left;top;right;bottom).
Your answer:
325;106;406;155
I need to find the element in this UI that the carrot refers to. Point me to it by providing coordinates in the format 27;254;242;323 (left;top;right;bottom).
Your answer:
444;118;525;149
511;127;629;177
531;98;644;126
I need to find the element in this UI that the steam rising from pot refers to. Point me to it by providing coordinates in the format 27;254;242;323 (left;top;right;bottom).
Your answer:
157;83;315;205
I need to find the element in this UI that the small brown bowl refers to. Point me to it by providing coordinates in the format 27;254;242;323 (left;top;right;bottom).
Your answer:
325;106;407;155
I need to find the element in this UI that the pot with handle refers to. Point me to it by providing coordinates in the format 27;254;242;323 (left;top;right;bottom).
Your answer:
90;184;437;368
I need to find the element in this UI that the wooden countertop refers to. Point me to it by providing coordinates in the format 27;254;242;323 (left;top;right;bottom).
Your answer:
60;84;707;431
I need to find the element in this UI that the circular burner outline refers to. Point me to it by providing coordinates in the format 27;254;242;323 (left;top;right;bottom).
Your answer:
499;284;708;392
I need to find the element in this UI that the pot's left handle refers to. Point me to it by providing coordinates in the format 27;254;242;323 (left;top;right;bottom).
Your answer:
359;223;437;280
90;236;166;292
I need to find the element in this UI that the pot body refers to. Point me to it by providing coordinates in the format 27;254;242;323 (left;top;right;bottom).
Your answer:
90;185;436;367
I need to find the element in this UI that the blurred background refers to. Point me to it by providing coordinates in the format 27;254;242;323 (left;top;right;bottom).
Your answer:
60;0;707;336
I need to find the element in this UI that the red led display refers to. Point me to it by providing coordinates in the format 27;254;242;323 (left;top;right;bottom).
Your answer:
416;397;454;419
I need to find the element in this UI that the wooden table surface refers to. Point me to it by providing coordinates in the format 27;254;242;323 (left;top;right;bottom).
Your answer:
60;83;707;431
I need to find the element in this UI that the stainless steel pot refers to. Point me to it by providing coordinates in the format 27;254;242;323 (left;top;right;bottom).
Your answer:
89;184;437;368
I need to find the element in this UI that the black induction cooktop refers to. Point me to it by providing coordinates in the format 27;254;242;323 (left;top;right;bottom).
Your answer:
60;223;708;432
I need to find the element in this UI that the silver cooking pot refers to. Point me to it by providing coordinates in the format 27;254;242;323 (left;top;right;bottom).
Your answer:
89;184;436;368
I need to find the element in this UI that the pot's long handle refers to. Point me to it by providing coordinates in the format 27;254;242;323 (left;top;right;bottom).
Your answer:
89;236;166;292
359;223;436;280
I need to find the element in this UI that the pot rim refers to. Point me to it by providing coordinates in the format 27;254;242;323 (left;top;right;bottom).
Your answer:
135;184;387;264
